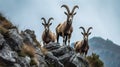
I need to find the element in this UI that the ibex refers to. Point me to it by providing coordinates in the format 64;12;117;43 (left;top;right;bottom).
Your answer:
74;27;93;57
56;4;79;46
41;17;56;45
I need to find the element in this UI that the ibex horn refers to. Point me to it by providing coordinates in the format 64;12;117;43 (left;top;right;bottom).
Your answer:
61;5;70;14
41;17;46;24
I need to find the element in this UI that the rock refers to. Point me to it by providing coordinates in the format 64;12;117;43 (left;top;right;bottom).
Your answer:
44;43;89;67
0;14;90;67
0;34;6;49
43;42;61;51
0;33;10;50
4;29;23;52
16;56;30;67
20;29;36;46
0;29;89;67
45;51;64;67
20;29;48;67
0;33;18;66
51;45;74;57
0;49;17;65
69;54;89;67
36;54;48;67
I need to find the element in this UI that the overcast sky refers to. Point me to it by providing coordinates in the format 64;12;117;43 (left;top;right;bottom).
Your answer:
0;0;120;45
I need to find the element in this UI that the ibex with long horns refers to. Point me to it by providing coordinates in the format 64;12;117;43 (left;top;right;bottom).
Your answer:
41;17;56;45
56;4;79;46
74;27;93;57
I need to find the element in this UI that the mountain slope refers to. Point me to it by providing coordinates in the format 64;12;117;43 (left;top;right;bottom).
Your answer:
0;13;89;67
88;37;120;67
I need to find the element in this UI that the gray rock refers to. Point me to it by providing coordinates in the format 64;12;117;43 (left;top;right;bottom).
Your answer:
45;52;64;67
69;54;89;67
43;42;61;51
36;54;48;67
6;29;23;52
0;29;89;67
0;33;11;50
0;49;17;64
20;29;35;46
51;45;74;57
0;33;17;65
20;29;48;67
17;57;30;67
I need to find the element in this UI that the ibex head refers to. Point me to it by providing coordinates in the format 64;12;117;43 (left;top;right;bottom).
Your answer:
41;17;54;33
61;5;79;25
79;27;93;41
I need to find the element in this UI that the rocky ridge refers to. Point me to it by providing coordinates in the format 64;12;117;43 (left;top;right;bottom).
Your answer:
0;14;89;67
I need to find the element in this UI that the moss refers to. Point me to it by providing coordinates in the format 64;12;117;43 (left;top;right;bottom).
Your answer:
0;61;7;67
49;63;54;67
18;51;26;57
86;53;104;67
30;57;39;67
30;58;36;66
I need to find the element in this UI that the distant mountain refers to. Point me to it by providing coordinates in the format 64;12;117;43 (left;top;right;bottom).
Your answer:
88;37;120;67
71;37;120;67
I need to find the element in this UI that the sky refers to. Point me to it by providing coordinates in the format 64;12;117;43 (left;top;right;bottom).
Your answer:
0;0;120;45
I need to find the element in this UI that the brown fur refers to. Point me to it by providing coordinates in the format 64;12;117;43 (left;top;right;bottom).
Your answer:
41;17;56;45
56;5;78;46
74;27;92;56
57;22;73;35
42;30;56;44
56;21;73;45
74;41;83;53
74;40;89;56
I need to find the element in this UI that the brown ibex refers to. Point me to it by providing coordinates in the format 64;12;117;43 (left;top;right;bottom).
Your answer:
74;26;92;57
56;4;79;46
41;17;56;45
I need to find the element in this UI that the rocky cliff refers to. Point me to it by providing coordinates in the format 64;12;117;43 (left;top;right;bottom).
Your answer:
0;14;89;67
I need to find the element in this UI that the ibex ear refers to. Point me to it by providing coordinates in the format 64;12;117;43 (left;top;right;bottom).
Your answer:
81;32;84;35
88;32;91;35
73;12;77;15
42;23;44;25
49;23;52;26
64;12;68;16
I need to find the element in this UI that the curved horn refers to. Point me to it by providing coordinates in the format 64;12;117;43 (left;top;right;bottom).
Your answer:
61;5;70;14
48;17;54;24
79;26;86;33
71;5;79;14
41;17;46;24
87;27;93;33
